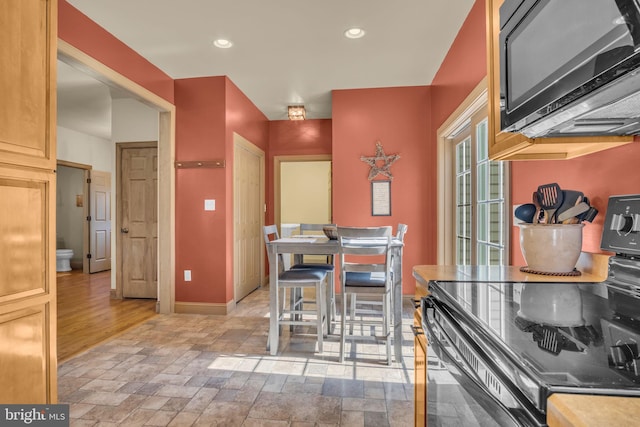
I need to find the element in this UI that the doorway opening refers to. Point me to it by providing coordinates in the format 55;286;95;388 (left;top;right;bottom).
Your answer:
56;161;90;273
58;40;175;314
56;160;113;274
275;155;332;235
55;41;174;360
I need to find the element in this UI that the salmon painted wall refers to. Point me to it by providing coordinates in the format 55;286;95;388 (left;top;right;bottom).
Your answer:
174;77;269;304
59;0;272;305
510;142;640;265
422;0;487;272
432;0;640;265
430;0;487;128
332;86;431;295
174;77;227;303
224;78;270;301
58;1;174;103
266;119;332;226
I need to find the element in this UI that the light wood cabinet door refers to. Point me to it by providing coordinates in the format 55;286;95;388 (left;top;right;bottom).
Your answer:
0;0;57;171
485;0;633;160
414;309;427;427
0;0;58;403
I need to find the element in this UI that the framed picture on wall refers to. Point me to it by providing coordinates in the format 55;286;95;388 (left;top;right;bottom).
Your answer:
371;180;391;216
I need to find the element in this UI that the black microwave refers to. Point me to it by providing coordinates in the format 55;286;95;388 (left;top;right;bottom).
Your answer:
500;0;640;137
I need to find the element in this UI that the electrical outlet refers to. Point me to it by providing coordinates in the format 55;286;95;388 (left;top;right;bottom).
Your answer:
184;270;192;281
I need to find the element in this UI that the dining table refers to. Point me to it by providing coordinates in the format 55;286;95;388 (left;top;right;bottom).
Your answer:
266;234;405;362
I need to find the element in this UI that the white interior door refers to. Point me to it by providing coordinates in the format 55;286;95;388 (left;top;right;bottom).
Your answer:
89;170;112;273
234;135;264;302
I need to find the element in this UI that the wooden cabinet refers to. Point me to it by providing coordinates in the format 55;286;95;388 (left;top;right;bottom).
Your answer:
547;394;640;426
485;0;634;160
413;308;427;427
0;0;58;403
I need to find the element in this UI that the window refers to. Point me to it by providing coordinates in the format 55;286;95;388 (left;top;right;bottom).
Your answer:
454;113;507;266
436;78;510;265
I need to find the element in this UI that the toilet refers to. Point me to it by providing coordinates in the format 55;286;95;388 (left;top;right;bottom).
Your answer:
56;249;74;272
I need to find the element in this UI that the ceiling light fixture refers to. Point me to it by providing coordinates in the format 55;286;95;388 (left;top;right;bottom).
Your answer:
288;105;306;120
344;27;365;39
213;39;233;49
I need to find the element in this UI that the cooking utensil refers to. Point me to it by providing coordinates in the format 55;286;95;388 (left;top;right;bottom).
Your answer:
557;202;590;223
557;328;589;352
578;206;599;223
532;191;542;223
556;190;584;220
537;183;563;223
536;326;562;355
515;203;537;223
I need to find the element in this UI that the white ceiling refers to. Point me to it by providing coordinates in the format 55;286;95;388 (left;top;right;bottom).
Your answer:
58;0;476;138
57;61;113;140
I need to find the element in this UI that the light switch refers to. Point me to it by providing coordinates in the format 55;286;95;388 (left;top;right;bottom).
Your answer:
184;270;192;281
204;199;215;211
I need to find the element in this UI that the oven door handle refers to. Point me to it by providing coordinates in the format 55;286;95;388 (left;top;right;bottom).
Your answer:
423;297;544;427
422;299;486;386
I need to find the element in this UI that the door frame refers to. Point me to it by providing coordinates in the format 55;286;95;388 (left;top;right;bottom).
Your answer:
56;159;91;273
58;40;175;314
436;78;487;264
116;141;158;300
233;133;265;302
436;76;511;265
273;154;332;229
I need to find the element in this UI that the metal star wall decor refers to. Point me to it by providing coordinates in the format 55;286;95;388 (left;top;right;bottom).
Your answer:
360;141;400;181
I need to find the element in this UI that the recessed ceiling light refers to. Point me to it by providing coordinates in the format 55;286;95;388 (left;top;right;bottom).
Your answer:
213;39;233;49
344;28;365;39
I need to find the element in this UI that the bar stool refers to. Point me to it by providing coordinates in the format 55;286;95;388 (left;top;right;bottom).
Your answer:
263;225;328;352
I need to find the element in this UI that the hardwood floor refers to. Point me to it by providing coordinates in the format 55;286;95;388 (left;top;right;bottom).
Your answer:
57;269;157;362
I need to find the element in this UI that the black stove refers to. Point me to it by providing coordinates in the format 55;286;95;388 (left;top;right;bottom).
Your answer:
428;279;640;388
422;195;640;426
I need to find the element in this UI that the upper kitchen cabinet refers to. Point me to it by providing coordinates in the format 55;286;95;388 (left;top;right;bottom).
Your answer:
0;0;58;404
0;0;57;170
486;0;634;160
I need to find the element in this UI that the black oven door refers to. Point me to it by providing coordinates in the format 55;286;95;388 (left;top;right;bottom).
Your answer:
499;0;640;131
422;297;545;427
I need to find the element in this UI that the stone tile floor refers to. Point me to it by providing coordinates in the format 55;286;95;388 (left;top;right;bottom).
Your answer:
59;286;418;426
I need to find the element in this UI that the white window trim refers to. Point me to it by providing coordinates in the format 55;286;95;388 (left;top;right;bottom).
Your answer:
436;77;511;265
